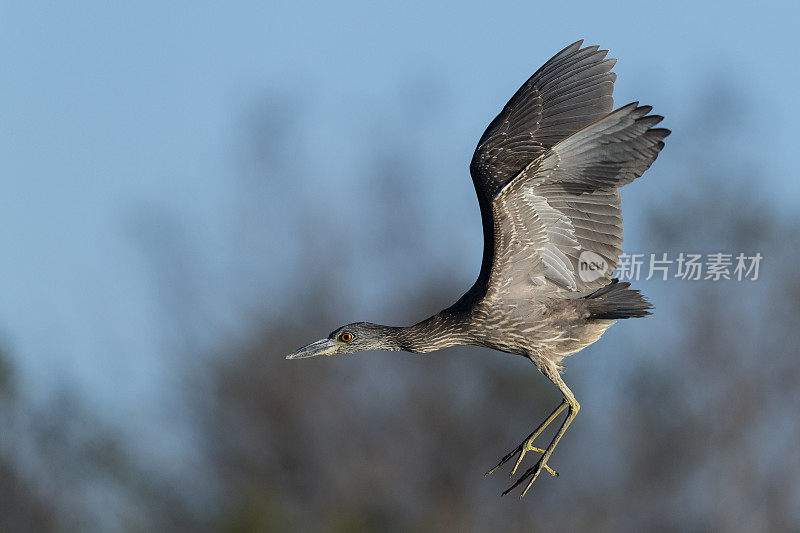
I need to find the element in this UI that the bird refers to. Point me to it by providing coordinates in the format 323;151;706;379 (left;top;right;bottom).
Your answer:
286;40;669;498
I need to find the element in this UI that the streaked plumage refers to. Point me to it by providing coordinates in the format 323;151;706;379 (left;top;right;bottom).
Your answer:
287;40;669;497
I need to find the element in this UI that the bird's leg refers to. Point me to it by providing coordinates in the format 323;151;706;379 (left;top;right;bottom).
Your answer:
503;377;580;498
486;399;566;478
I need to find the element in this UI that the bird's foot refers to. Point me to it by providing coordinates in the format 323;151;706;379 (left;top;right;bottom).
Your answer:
502;459;550;498
485;435;557;480
486;400;568;497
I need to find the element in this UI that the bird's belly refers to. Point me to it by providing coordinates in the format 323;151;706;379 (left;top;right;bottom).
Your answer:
530;319;616;360
471;309;615;360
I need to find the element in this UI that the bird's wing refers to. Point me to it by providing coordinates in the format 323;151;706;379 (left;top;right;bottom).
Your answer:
484;103;670;300
470;40;617;200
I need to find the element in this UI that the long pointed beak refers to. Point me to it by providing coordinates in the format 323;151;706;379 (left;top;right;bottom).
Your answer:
285;338;339;360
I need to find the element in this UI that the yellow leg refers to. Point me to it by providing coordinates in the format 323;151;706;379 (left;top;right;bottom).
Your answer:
486;399;566;478
504;381;580;498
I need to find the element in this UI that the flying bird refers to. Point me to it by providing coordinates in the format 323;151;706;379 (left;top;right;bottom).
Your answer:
286;40;669;498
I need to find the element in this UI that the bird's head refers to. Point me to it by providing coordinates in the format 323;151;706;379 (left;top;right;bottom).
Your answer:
285;322;400;359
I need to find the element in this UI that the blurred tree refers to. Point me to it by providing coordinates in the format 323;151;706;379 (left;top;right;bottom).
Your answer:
0;347;58;531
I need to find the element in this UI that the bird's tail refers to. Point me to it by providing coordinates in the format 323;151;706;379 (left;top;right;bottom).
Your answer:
583;278;653;319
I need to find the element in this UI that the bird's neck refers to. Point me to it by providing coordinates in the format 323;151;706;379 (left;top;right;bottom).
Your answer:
389;312;470;354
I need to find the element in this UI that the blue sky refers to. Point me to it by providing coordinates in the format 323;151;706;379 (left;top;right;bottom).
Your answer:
1;1;798;437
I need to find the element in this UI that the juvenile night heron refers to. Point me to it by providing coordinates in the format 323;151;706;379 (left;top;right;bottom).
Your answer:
286;40;669;497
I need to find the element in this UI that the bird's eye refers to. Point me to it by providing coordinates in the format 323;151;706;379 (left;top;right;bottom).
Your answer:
339;332;353;342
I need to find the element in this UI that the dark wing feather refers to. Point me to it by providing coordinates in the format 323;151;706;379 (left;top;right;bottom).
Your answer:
470;40;617;200
485;103;670;300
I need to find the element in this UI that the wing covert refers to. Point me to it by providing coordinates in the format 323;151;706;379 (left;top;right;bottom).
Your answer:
484;103;670;300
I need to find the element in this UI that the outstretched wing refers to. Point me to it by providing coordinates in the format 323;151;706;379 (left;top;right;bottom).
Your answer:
470;40;617;200
485;103;670;301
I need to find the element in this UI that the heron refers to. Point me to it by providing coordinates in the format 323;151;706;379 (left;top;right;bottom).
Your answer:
286;40;669;498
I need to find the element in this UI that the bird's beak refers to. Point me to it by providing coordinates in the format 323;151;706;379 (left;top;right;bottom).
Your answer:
285;338;339;360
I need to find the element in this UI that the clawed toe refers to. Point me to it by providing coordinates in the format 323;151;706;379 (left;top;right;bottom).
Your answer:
502;460;547;498
485;441;524;476
486;440;557;481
